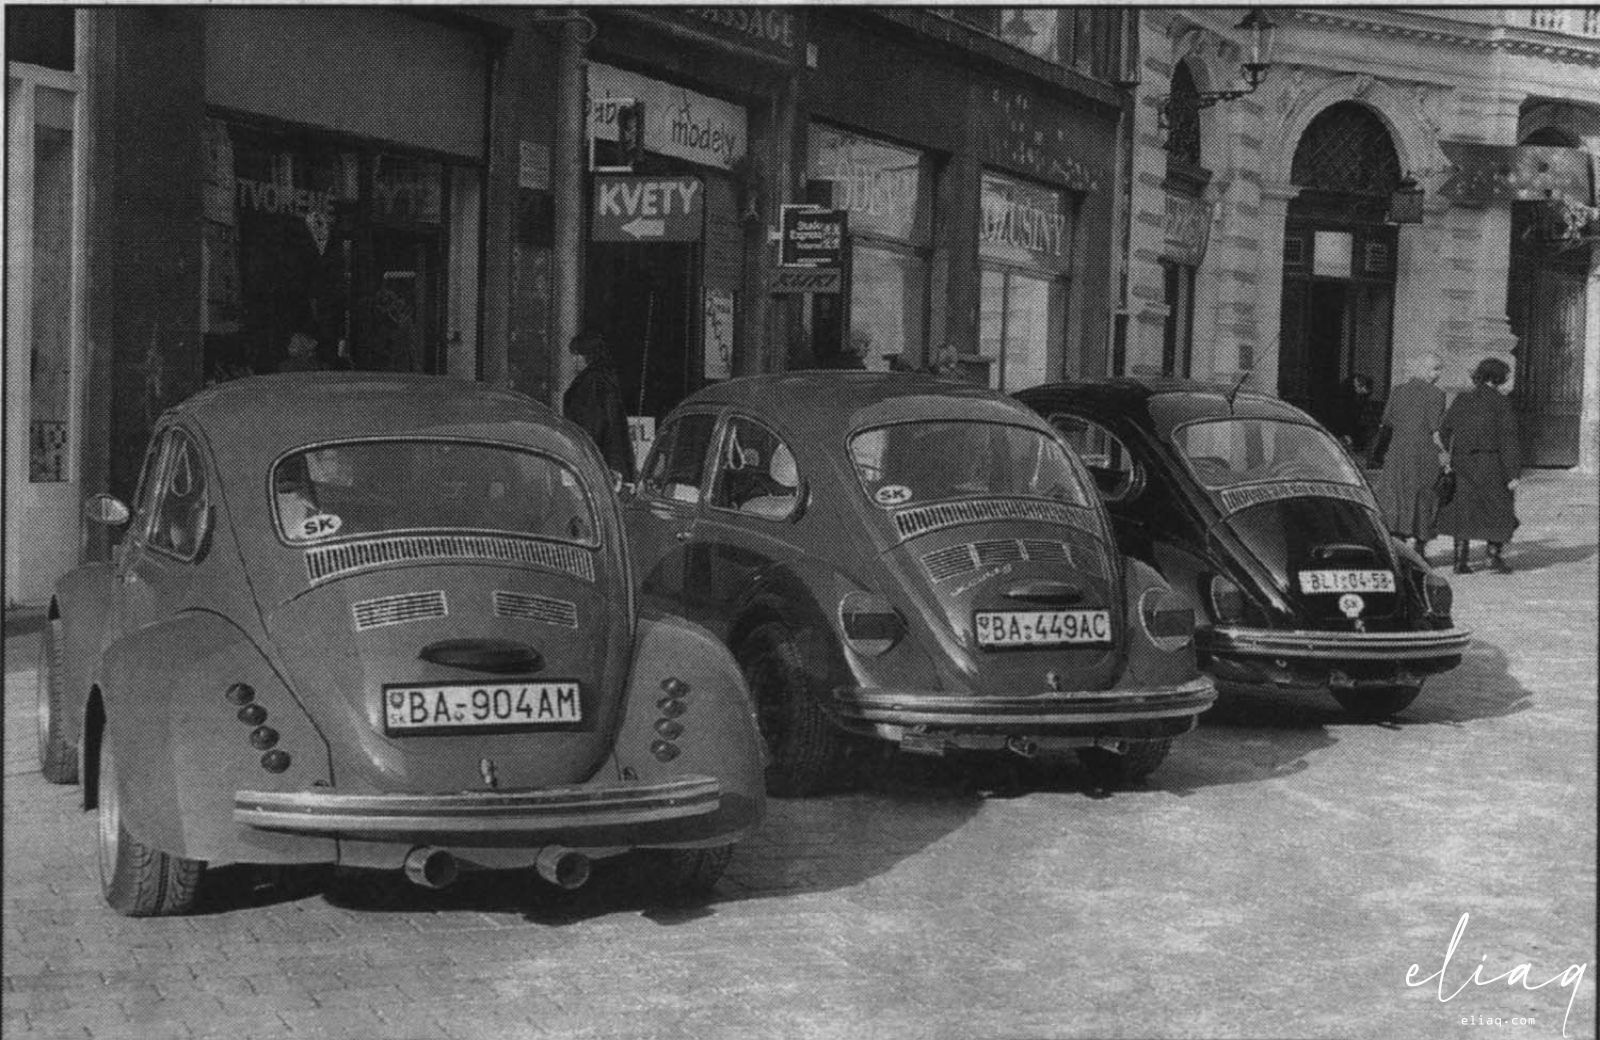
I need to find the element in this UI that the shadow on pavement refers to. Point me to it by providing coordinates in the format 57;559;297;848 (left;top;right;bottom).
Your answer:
1398;638;1533;726
1498;538;1598;574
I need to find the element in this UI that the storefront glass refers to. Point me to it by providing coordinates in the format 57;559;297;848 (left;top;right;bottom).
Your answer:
807;125;933;369
28;85;74;481
203;118;479;381
979;171;1072;390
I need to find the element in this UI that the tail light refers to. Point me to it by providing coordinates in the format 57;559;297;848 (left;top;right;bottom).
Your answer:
839;591;905;657
1208;575;1248;625
1138;586;1194;651
1423;572;1453;619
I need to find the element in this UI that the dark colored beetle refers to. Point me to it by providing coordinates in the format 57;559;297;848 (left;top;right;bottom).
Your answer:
39;373;764;916
621;372;1217;795
1015;377;1471;718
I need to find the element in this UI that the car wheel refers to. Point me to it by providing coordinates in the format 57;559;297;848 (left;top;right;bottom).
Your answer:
97;738;204;917
36;618;78;784
637;844;734;902
736;620;845;797
1076;738;1172;788
1332;683;1422;720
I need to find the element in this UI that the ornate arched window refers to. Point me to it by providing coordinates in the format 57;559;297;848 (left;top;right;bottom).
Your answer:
1164;61;1203;168
1290;102;1401;197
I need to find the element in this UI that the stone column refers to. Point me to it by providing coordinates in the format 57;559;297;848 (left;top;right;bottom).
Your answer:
1581;247;1600;474
1249;182;1296;395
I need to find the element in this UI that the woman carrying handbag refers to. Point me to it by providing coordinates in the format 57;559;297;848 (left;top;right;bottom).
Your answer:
1435;357;1521;574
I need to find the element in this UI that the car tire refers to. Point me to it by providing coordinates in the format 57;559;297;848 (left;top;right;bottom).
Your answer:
37;617;78;784
1076;738;1172;788
1332;683;1421;720
97;738;204;917
638;844;734;901
736;620;845;797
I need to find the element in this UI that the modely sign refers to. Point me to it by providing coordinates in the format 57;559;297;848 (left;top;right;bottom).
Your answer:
590;63;747;171
593;175;705;242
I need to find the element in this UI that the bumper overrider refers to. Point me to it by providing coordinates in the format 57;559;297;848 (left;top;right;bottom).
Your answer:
831;677;1217;752
234;775;724;848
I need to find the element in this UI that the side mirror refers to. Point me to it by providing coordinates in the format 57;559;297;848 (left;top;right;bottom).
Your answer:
83;493;131;527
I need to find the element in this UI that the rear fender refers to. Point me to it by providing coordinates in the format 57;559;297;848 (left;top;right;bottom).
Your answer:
1119;558;1205;689
611;611;765;844
94;612;335;865
52;563;119;749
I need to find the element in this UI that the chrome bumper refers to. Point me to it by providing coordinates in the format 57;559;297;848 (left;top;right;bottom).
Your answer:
1201;626;1472;662
235;775;721;846
832;676;1217;730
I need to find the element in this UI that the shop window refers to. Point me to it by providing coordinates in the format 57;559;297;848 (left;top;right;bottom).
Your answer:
710;417;801;521
806;125;934;370
19;84;76;482
979;171;1072;391
202;119;481;381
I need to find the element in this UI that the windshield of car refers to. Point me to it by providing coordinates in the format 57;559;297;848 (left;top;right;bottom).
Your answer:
271;439;599;546
1172;418;1363;489
848;421;1095;509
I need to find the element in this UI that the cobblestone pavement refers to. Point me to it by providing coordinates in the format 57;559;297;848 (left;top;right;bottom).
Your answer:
5;471;1595;1040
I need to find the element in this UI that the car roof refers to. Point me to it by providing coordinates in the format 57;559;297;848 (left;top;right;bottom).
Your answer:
168;373;577;457
1018;376;1310;425
677;371;1055;439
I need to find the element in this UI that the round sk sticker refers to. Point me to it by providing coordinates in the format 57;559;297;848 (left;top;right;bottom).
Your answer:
875;484;913;507
1338;593;1365;619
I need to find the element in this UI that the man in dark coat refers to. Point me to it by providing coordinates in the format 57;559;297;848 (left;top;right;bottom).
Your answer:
1436;357;1520;573
562;329;636;483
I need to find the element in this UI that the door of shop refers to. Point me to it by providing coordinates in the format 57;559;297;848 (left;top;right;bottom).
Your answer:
585;241;701;421
1508;203;1588;467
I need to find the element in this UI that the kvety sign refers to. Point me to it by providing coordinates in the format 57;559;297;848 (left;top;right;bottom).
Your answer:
592;176;705;242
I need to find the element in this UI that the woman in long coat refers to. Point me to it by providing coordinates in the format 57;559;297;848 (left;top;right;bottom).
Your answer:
1372;351;1448;557
563;329;637;483
1436;357;1520;573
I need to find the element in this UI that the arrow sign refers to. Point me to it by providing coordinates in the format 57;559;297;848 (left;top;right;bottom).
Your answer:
593;175;705;242
622;217;666;239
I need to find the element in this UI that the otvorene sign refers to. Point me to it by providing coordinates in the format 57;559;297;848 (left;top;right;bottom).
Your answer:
592;175;705;242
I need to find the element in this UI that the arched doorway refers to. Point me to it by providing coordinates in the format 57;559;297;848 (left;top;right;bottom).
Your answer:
1278;102;1402;438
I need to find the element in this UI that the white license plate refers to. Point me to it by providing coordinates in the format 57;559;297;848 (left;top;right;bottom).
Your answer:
975;609;1112;648
383;681;581;734
1298;569;1396;594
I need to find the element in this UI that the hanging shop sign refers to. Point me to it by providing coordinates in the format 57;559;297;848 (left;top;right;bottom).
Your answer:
590;63;748;171
780;206;847;267
769;268;842;293
592;175;705;242
1163;192;1213;268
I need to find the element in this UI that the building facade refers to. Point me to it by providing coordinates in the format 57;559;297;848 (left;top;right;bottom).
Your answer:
6;5;1138;607
1126;7;1600;472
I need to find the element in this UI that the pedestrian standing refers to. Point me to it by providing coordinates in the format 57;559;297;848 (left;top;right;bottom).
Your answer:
563;329;637;483
1436;357;1520;574
1372;351;1449;559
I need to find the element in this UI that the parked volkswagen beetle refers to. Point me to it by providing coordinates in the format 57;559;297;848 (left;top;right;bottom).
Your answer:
1015;377;1471;719
39;373;764;916
621;372;1216;795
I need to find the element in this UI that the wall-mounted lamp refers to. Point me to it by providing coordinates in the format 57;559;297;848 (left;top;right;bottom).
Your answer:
1157;9;1278;135
1387;173;1426;224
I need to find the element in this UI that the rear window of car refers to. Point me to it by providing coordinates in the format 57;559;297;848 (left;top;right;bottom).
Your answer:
847;420;1095;509
271;439;600;547
1172;418;1363;489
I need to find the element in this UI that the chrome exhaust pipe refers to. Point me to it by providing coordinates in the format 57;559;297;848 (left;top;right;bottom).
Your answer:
534;846;591;890
403;846;459;890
